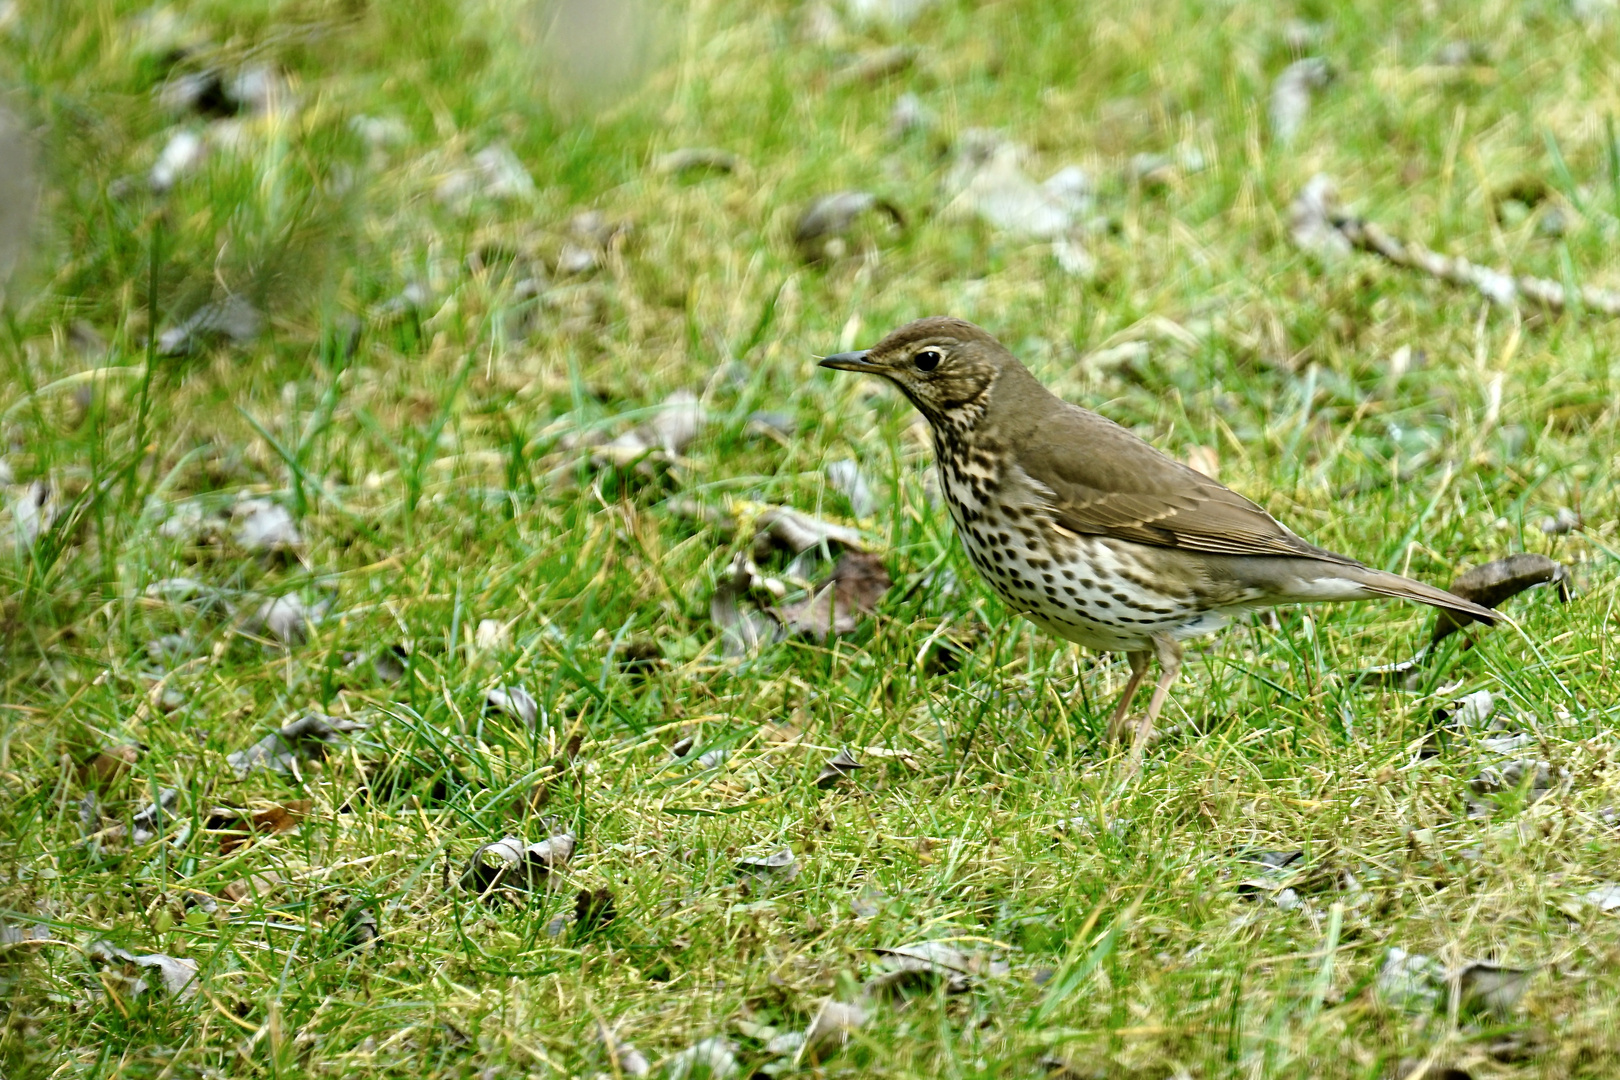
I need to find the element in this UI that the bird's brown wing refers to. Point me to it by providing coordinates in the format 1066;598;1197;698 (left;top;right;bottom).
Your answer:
1015;402;1362;565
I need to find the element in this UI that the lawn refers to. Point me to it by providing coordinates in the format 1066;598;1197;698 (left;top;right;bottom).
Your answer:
2;1;1619;1077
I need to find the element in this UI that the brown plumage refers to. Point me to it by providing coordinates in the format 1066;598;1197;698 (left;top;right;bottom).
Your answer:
821;316;1498;758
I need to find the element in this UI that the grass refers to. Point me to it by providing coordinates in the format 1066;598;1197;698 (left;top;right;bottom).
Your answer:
2;0;1619;1076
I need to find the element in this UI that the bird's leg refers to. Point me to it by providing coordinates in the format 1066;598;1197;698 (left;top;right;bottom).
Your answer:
1105;651;1152;744
1130;634;1184;761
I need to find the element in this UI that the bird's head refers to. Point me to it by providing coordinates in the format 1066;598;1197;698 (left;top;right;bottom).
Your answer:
818;316;1010;428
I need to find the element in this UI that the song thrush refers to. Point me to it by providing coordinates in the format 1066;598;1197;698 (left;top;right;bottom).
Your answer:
820;317;1498;755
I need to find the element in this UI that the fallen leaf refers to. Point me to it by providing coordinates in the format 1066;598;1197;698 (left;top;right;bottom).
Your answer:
158;294;263;355
460;831;576;896
709;552;782;658
435;143;536;206
829;45;916;86
889;92;934;138
220;872;284;904
143;576;219;604
866;941;974;998
1288;173;1352;258
131;788;180;844
1269;57;1331;144
595;390;707;465
943;138;1091;239
753;507;867;555
574;887;617;934
735;848;799;882
1392;1060;1472;1080
78;745;140;789
227;714;368;779
1378;947;1445;1011
246;592;329;647
1457;962;1533;1018
793;191;904;263
661;1036;739;1080
340;905;378;948
1536;507;1582;535
0;922;50;951
1433;554;1570;643
774;551;892;641
800;998;867;1064
825;458;879;517
1434;689;1495;729
233;498;301;554
372;643;408;683
1470;759;1563;804
815;748;862;790
653;147;739;176
486;684;541;727
851;885;887;918
6;480;53;551
149;128;207;192
87;941;199;999
616;638;664;676
1582;883;1620;912
845;0;937;25
598;1025;653;1077
474;618;511;652
208;800;310;854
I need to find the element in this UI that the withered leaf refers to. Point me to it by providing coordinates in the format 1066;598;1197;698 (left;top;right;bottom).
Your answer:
753;507;867;555
815;748;862;790
735;848;798;881
660;1036;739;1080
1433;554;1570;643
710;552;782;658
233;498;301;554
228;714;368;779
800;998;867;1064
574;887;617;934
793;191;904;263
1457;962;1533;1018
774;551;891;641
485;684;541;727
460;831;575;895
597;1025;652;1077
78;745;140;788
220;872;284;904
826;458;879;518
208;800;310;854
865;941;975;998
131;788;180;844
87;941;199;1000
653;148;739;176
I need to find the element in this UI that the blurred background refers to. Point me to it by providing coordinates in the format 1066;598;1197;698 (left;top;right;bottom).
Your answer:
2;4;1619;1073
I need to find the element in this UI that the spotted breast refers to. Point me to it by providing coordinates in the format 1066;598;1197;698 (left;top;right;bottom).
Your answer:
934;430;1255;654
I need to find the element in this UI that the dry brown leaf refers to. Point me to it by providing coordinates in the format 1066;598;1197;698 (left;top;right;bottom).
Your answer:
800;998;867;1064
228;714;367;779
1433;554;1570;643
78;745;141;788
774;551;891;641
460;831;576;896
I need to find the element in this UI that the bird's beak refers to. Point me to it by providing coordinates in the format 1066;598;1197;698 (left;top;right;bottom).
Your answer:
817;350;872;372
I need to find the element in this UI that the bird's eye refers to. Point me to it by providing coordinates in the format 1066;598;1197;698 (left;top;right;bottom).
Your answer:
914;348;943;372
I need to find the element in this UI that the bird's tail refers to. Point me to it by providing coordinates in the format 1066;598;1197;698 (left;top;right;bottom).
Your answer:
1345;566;1501;627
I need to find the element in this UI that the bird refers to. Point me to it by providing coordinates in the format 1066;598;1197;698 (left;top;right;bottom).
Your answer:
819;317;1499;757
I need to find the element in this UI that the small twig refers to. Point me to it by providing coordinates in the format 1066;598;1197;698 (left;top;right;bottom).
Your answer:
1289;174;1620;316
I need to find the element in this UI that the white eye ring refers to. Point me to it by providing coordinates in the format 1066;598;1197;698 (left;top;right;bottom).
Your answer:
914;348;943;371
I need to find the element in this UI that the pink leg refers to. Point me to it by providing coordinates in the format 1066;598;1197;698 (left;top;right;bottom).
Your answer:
1104;651;1152;744
1129;635;1184;764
